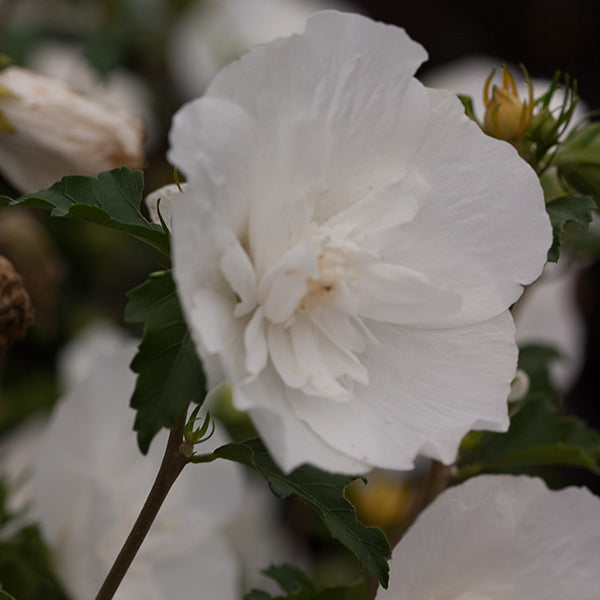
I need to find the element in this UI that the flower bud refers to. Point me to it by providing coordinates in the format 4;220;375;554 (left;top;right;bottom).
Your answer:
0;66;145;193
508;368;530;402
555;122;600;202
349;471;414;529
483;65;534;145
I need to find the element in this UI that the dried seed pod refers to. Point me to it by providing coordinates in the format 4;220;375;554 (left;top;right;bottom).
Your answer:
0;255;34;354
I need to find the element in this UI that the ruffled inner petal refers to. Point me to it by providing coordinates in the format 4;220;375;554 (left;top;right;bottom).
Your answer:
243;307;267;377
219;236;257;317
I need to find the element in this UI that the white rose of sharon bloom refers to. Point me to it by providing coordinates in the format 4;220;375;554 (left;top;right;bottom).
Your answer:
376;475;600;599
169;11;552;474
33;326;244;600
0;66;145;194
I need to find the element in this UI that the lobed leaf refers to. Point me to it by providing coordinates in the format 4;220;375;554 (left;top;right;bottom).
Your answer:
0;167;170;255
545;193;595;262
124;270;206;453
244;563;366;600
214;439;391;588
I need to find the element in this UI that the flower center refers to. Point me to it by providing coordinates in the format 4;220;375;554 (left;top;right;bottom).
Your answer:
299;249;357;313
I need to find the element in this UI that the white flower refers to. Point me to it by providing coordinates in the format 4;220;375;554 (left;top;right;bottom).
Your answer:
27;41;158;148
169;11;551;474
0;415;47;534
376;474;600;599
169;0;350;99
33;325;244;600
0;66;144;193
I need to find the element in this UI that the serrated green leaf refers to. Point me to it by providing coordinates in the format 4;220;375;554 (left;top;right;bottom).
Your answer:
214;439;391;588
244;591;273;600
545;193;595;262
124;270;206;453
311;579;366;600
262;564;315;595
459;394;600;476
0;167;170;255
245;564;365;600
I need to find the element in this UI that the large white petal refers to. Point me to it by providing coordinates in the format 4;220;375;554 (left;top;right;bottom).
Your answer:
377;475;600;600
239;367;372;473
287;313;515;470
168;96;257;238
390;88;551;327
207;11;430;225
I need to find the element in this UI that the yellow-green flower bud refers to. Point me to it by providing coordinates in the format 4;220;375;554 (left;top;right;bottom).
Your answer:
483;65;534;145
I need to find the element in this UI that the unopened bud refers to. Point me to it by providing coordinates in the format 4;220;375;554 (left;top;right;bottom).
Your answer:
483;65;534;146
0;66;145;193
508;369;530;403
144;183;187;232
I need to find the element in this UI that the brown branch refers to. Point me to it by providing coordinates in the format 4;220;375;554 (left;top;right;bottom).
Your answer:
94;412;190;600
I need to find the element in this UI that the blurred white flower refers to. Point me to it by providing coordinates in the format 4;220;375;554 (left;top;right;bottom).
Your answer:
27;41;158;148
0;415;47;534
169;0;351;99
376;475;600;599
0;66;144;193
169;11;551;474
224;474;308;593
33;325;244;600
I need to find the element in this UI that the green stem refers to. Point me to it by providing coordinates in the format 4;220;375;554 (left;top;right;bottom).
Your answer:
94;412;189;600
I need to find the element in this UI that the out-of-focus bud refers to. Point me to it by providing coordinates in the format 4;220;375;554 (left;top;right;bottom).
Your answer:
555;122;600;203
483;65;534;147
0;255;34;354
508;369;530;402
144;182;187;232
348;471;415;530
0;66;145;194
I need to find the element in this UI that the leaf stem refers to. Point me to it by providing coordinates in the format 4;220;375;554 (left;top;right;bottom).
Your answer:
94;412;189;600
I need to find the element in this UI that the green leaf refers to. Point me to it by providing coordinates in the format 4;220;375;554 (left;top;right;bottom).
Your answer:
244;564;365;600
545;193;595;262
245;591;273;600
262;564;315;595
213;439;391;588
124;270;206;453
0;167;170;255
459;394;600;476
0;591;15;600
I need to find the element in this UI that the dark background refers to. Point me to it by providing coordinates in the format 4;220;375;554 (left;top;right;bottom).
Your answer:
354;0;600;109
